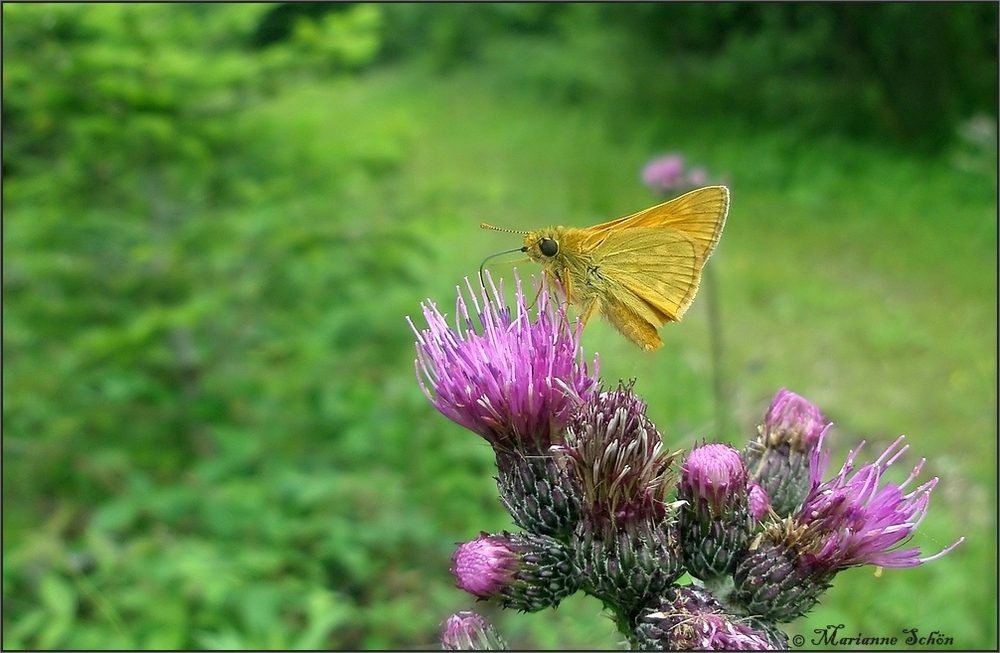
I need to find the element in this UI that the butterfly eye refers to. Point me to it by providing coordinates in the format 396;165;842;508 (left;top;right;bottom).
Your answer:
539;238;559;257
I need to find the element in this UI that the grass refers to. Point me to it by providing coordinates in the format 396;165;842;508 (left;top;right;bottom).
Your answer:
298;63;996;647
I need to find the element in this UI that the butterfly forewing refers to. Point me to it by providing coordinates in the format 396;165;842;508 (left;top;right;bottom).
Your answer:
584;185;729;261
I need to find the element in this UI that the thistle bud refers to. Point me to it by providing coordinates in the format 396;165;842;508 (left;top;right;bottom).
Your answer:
733;521;835;623
742;389;829;517
677;443;753;581
495;455;582;539
441;611;508;650
573;517;682;621
747;481;772;522
451;531;579;612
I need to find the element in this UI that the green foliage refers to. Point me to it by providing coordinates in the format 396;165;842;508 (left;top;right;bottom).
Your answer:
379;3;998;152
3;3;476;649
379;3;564;69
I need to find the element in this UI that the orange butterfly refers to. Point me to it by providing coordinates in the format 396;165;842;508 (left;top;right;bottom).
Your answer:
482;186;729;351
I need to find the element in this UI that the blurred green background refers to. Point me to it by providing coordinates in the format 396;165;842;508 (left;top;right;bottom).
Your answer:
3;3;996;649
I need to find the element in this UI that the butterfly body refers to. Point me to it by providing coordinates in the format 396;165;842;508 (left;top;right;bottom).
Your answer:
486;186;730;351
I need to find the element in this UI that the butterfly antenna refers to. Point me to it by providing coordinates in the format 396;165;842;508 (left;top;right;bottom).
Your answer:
480;222;529;236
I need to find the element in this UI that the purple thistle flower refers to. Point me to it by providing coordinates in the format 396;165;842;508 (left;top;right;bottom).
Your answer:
800;433;964;570
641;153;686;193
408;270;600;455
681;443;748;513
762;388;830;451
441;611;507;650
735;433;963;621
678;443;754;580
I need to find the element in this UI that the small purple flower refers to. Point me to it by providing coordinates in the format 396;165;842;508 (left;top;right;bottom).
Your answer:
441;611;507;650
681;443;748;512
678;443;754;580
641;154;686;192
800;433;964;570
762;388;830;451
452;533;517;598
408;270;600;454
451;531;579;612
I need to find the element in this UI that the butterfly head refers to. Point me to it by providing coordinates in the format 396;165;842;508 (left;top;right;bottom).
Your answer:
522;228;562;264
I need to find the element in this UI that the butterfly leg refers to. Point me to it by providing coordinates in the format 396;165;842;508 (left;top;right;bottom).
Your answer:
580;297;601;327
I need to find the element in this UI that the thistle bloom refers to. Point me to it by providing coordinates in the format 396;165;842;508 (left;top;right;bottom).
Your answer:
799;434;964;570
735;432;964;622
441;611;507;650
408;270;600;454
410;271;600;536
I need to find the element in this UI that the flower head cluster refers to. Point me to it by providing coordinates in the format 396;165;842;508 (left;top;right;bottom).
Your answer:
412;280;962;649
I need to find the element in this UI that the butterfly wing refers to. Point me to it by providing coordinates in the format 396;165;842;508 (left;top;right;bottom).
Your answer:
591;227;703;326
583;186;729;261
